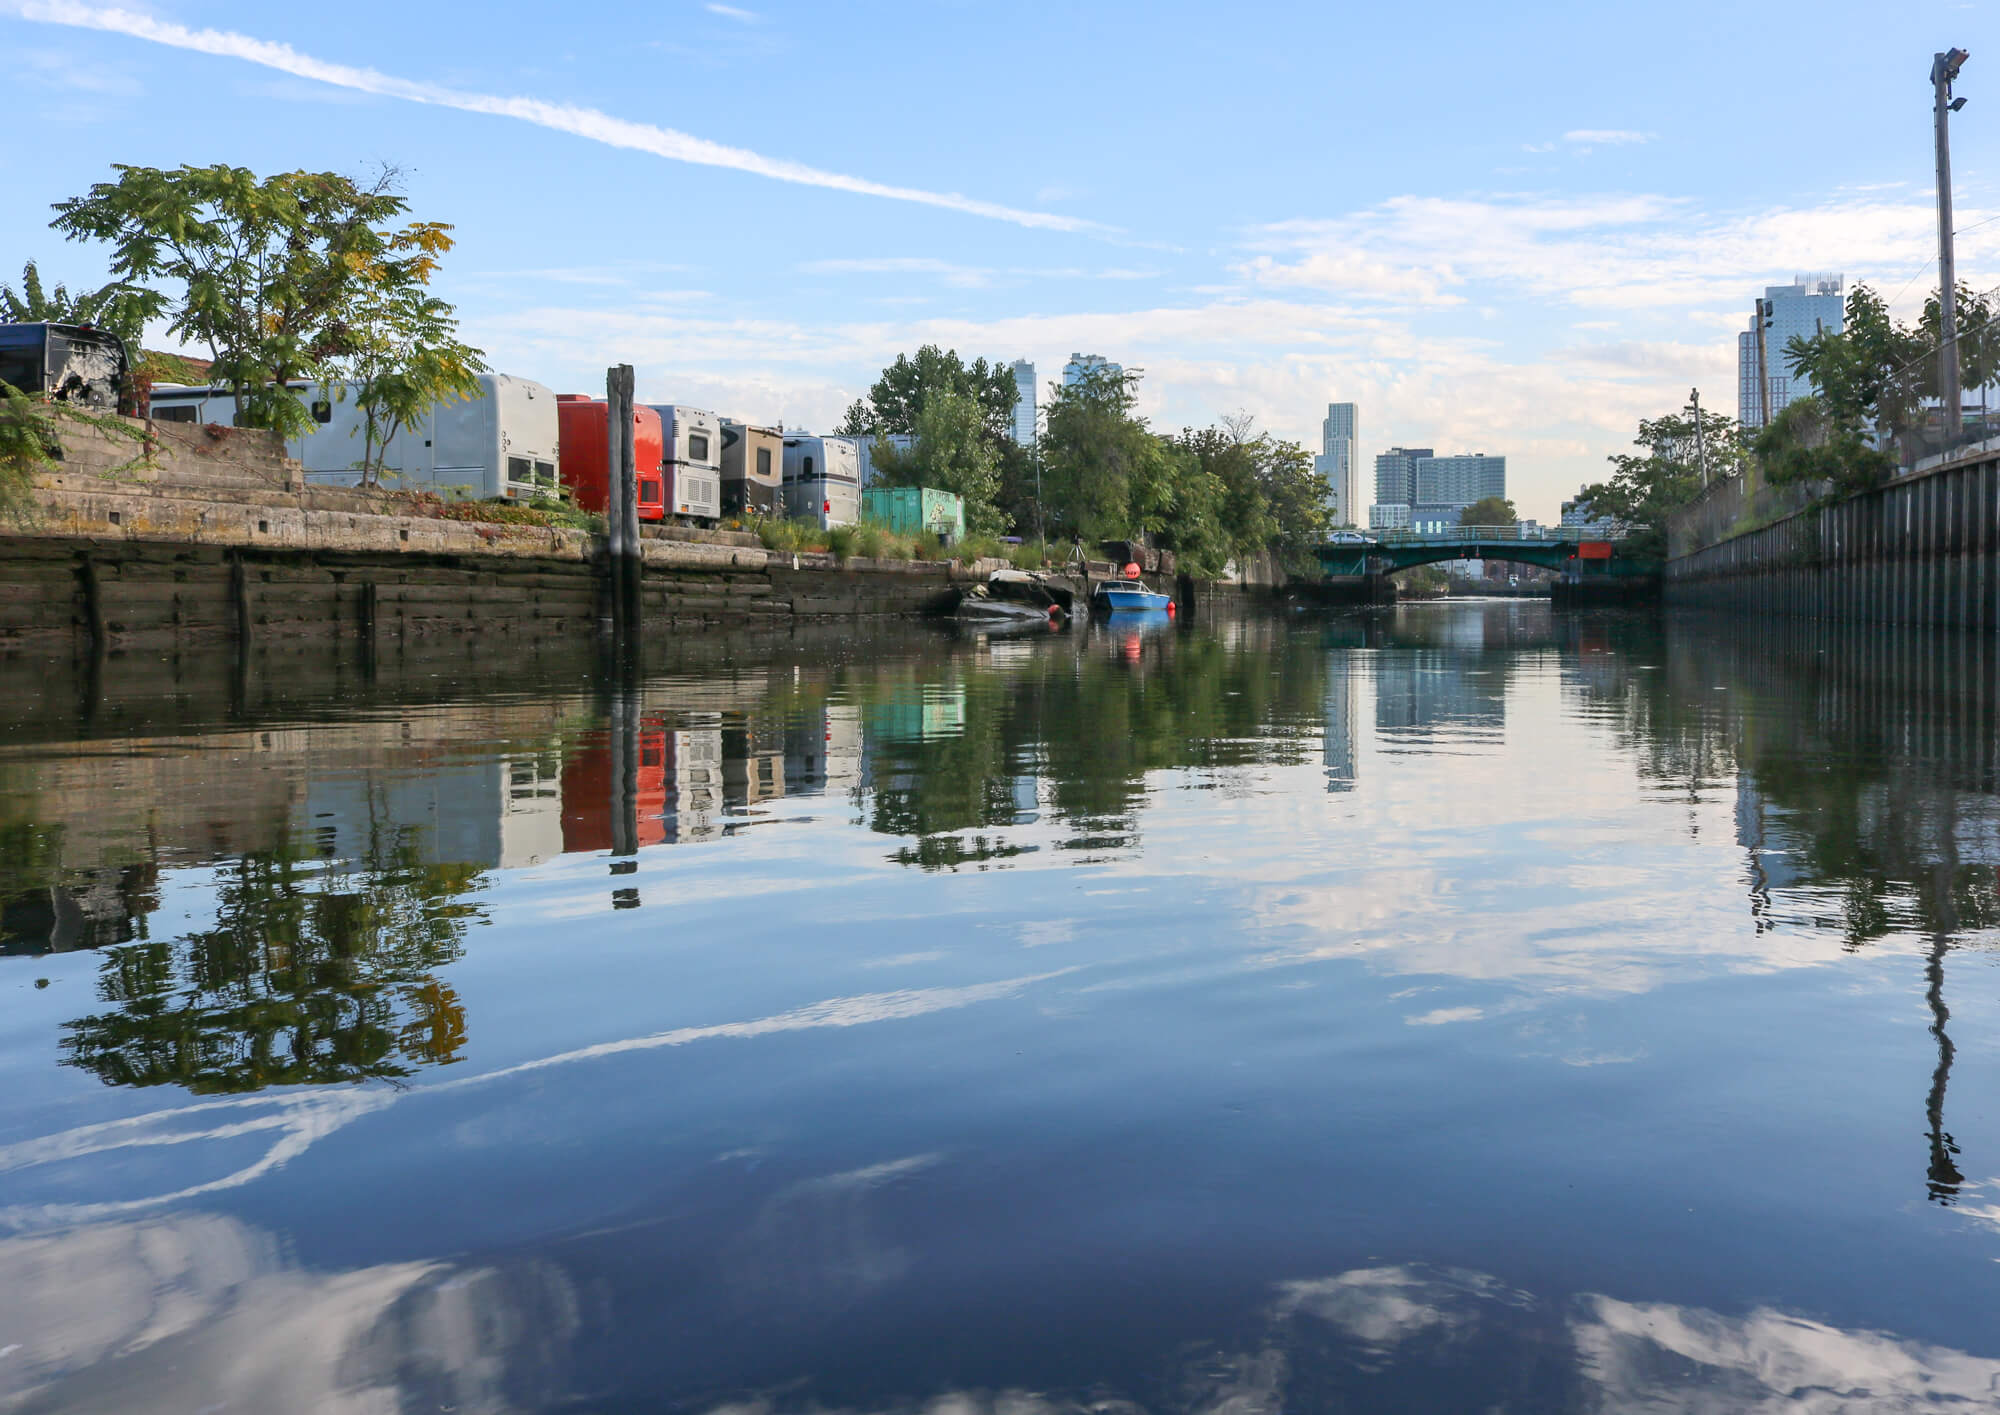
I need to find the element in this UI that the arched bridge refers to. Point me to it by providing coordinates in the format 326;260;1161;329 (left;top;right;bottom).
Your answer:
1315;525;1653;579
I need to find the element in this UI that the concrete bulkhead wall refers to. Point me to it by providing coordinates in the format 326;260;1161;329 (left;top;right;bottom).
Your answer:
1665;448;2000;630
0;417;1000;654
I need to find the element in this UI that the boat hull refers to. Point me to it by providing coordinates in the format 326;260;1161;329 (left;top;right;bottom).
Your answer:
1093;586;1174;612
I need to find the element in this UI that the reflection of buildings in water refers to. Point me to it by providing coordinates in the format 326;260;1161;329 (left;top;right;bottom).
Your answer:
0;864;158;956
1372;650;1504;741
783;705;864;799
304;757;566;873
665;726;724;843
870;685;968;744
1323;654;1359;793
1734;774;1812;923
722;723;786;809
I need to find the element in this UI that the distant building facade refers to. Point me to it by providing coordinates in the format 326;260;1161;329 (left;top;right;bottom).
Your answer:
1370;447;1504;529
1062;353;1122;387
1561;487;1617;534
1009;359;1036;444
1415;454;1505;507
1738;273;1844;430
1374;446;1432;508
1316;402;1359;526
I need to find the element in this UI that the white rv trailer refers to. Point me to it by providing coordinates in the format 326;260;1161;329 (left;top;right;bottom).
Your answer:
147;374;560;500
642;404;723;522
780;436;861;529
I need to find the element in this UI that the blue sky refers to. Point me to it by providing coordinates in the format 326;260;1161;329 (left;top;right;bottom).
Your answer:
6;0;1999;520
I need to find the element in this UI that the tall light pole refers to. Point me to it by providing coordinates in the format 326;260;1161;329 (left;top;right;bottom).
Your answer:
1934;47;1970;447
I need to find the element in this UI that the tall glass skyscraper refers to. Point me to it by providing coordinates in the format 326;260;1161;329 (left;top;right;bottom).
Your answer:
1009;360;1036;444
1737;274;1844;429
1317;402;1358;526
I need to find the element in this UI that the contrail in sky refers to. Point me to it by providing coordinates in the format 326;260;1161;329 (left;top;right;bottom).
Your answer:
8;3;1101;234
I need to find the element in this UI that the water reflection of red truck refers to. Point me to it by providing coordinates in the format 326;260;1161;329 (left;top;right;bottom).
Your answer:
560;725;670;852
555;395;667;522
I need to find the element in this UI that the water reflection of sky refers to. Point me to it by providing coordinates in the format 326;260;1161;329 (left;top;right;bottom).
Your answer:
1;605;1998;1411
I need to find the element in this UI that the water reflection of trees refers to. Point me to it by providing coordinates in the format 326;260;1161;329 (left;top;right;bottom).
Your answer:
1611;613;2000;1208
61;826;480;1093
863;620;1331;867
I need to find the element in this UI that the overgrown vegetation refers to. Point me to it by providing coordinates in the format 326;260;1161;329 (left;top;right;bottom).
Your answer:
0;378;161;524
50;162;485;469
837;346;1332;577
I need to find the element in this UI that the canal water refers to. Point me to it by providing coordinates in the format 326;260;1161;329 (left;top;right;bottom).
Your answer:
1;601;1997;1412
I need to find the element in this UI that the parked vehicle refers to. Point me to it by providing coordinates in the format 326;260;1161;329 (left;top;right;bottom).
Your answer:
781;435;861;529
148;374;560;500
0;323;130;412
643;405;723;523
718;420;782;516
555;395;667;522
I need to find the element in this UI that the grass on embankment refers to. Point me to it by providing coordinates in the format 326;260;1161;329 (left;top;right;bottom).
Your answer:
752;517;1048;569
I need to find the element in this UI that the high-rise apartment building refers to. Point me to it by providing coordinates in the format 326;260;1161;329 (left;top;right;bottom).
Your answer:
1062;353;1122;387
1374;446;1432;508
1316;402;1359;526
1370;447;1504;530
1009;359;1036;444
1737;273;1844;430
1416;454;1506;507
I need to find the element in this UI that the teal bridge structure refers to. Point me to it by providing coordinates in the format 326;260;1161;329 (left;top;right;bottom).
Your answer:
1314;525;1654;579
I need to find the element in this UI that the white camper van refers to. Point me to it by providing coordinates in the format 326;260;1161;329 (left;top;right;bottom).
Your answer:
781;436;861;529
643;404;723;522
148;374;560;500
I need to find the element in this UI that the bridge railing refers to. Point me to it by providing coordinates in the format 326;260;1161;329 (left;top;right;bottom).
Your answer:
1325;523;1648;550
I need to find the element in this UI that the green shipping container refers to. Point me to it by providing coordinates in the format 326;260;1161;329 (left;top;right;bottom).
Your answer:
862;486;965;543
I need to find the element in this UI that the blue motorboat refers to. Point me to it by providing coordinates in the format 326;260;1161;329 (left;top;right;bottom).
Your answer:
1093;582;1175;613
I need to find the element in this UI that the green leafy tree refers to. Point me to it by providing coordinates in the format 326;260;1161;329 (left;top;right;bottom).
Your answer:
863;345;1017;440
331;221;488;485
51;164;420;437
0;258;159;351
1256;436;1334;569
1459;495;1518;526
1754;396;1894;496
868;388;1006;534
1783;284;1926;462
1576;398;1746;561
836;398;874;436
1040;364;1157;542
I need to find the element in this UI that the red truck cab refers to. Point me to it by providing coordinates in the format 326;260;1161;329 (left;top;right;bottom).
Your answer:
555;395;666;522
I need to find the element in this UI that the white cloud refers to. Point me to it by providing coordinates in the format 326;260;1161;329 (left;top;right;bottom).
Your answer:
704;1;760;19
6;3;1098;234
1237;191;2000;319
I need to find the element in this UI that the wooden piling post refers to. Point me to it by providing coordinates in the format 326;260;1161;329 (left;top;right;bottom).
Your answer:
606;364;641;645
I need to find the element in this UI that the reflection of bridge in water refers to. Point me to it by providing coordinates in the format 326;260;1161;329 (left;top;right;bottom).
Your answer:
1316;525;1652;578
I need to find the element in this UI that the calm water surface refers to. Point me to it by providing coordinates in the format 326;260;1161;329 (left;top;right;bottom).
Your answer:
2;602;1997;1412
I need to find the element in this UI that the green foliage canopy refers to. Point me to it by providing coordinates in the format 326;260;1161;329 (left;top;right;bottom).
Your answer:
52;164;431;438
1458;495;1518;526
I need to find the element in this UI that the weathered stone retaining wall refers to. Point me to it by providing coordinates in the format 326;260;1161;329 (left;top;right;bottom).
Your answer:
2;418;1005;654
1665;449;2000;628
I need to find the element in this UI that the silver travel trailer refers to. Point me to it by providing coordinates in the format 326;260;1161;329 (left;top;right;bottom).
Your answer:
643;404;723;522
781;435;861;529
147;374;560;499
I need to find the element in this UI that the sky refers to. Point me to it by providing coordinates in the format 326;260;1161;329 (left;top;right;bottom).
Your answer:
5;0;2000;522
